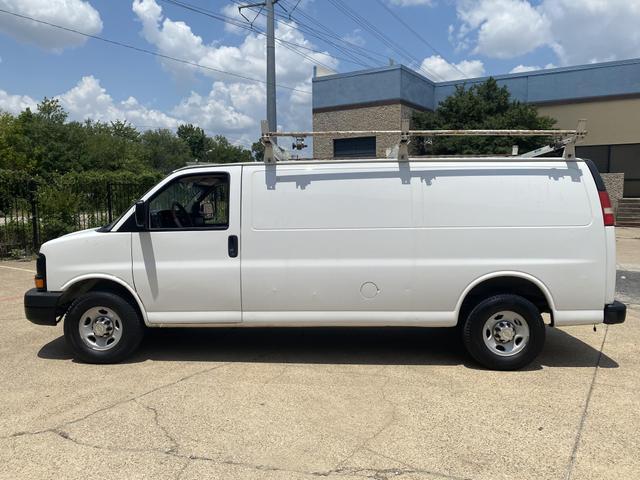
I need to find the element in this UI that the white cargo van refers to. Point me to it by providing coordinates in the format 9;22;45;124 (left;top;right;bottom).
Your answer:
24;131;626;370
24;120;626;370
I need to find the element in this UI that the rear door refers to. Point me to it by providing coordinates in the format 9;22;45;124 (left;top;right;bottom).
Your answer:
132;167;242;324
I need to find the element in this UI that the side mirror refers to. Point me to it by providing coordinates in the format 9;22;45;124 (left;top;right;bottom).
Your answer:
134;201;148;229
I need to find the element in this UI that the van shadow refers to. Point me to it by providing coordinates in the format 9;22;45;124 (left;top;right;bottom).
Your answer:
38;326;618;370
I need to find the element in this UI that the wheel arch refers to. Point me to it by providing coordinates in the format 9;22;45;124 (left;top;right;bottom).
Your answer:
59;274;148;326
455;271;556;327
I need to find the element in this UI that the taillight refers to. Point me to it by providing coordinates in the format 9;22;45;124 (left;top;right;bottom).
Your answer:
598;191;615;226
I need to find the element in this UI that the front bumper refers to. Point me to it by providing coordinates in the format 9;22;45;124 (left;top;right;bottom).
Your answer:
24;289;63;326
604;300;626;325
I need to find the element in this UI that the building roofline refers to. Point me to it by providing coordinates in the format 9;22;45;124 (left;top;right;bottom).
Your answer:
437;57;640;86
313;64;436;86
315;57;640;86
313;57;640;111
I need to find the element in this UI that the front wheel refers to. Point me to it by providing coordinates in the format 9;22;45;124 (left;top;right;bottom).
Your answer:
462;294;545;370
63;291;144;364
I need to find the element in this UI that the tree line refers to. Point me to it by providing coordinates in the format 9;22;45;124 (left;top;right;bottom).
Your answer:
0;98;264;178
0;79;555;178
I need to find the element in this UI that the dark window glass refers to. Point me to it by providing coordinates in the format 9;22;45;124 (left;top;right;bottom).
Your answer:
610;144;640;178
576;145;609;172
624;180;640;197
149;174;229;230
334;136;376;158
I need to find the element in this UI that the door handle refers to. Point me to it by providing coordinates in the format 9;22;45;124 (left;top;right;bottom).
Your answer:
228;235;238;258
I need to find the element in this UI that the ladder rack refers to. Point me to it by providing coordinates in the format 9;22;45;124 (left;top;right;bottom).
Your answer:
260;119;587;164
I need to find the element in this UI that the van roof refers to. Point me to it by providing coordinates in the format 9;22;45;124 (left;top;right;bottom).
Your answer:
174;156;582;172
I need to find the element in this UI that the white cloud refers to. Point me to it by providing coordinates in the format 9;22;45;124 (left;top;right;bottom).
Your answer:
57;76;179;129
171;82;260;135
509;63;556;74
220;3;263;35
421;55;485;81
0;0;102;51
388;0;434;6
453;0;640;66
0;75;277;147
132;0;335;84
341;29;365;47
0;89;37;114
4;0;335;150
543;0;640;65
454;0;549;59
131;0;337;147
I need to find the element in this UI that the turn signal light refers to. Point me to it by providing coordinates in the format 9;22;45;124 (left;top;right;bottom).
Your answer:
35;276;45;290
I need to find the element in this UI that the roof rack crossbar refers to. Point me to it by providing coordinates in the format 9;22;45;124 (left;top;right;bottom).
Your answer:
260;119;587;163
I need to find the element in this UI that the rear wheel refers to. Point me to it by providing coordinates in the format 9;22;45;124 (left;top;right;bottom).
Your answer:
462;294;545;370
63;292;144;364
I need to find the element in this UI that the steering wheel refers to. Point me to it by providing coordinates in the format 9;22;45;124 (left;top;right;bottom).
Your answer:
171;201;192;228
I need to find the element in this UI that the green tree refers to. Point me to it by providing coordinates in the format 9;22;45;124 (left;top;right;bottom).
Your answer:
0;111;28;171
37;97;68;123
0;102;254;176
140;129;192;173
82;121;145;173
177;124;207;161
411;78;556;155
203;135;252;163
251;140;264;162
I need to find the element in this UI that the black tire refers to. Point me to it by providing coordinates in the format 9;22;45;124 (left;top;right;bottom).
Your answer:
462;294;545;370
63;291;144;364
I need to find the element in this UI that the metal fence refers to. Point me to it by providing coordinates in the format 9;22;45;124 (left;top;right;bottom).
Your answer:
0;178;154;257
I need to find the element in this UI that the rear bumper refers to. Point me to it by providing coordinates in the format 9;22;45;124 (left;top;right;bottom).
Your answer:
24;289;63;326
604;301;626;325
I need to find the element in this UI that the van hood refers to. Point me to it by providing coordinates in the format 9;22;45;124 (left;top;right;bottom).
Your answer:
40;228;101;252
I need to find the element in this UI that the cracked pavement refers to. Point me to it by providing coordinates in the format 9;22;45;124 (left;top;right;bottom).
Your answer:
1;228;639;480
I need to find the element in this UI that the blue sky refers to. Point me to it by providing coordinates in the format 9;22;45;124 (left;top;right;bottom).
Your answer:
1;0;638;145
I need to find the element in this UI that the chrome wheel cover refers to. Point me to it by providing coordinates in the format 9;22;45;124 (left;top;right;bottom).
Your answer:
482;310;530;357
78;306;123;351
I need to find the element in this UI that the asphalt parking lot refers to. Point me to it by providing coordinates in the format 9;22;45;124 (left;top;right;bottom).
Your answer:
1;230;639;480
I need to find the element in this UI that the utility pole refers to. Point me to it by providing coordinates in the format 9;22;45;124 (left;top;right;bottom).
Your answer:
266;0;277;135
239;0;278;136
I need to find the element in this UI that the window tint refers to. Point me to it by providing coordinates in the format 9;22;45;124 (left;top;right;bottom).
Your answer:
149;174;229;230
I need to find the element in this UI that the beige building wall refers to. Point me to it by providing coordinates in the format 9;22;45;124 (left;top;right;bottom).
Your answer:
537;97;640;146
313;96;640;157
313;103;419;159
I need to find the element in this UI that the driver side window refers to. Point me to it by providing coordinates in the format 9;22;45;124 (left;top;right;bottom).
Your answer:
148;173;230;230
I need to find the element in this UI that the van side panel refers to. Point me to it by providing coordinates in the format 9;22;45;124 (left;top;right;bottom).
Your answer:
242;164;437;324
240;161;605;326
411;161;605;324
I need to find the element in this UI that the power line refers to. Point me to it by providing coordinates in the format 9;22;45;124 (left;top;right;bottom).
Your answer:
0;7;312;94
287;0;302;18
326;0;445;81
159;0;364;69
231;0;383;68
158;0;351;71
374;0;467;78
275;0;389;66
328;0;441;79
